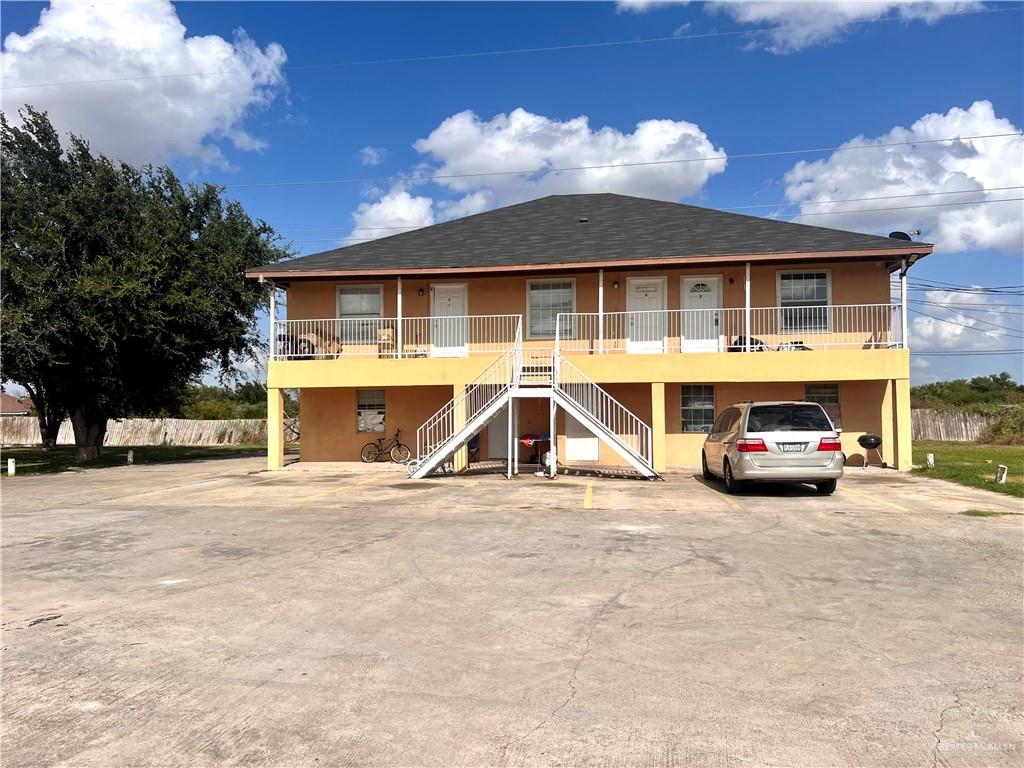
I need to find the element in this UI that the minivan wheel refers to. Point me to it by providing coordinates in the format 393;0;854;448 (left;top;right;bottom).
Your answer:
816;479;838;495
723;460;744;494
701;451;713;480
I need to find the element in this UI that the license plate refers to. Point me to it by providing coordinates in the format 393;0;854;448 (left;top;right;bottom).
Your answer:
780;443;806;453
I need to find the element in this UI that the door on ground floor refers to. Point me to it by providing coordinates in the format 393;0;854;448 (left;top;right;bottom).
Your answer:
430;284;469;357
626;276;667;354
681;276;723;352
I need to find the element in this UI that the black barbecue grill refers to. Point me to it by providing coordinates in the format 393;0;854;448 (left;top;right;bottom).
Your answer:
857;434;885;468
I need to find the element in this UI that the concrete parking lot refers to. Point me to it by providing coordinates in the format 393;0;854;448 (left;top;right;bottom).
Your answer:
2;457;1022;767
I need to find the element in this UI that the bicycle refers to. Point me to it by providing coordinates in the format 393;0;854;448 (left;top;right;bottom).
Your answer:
360;429;412;463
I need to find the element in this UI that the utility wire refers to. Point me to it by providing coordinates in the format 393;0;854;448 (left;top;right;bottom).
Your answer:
280;196;1024;244
909;309;1024;340
912;304;1024;334
910;300;1024;315
277;185;1024;232
911;349;1024;356
786;197;1023;220
6;4;1021;90
226;132;1022;190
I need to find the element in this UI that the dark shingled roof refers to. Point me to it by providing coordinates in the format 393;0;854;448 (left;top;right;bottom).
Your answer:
255;193;931;275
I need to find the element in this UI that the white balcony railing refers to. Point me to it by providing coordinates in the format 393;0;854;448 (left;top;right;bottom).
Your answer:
556;304;903;354
272;314;522;360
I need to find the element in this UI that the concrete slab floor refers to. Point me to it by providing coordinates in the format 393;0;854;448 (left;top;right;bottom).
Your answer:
2;458;1021;767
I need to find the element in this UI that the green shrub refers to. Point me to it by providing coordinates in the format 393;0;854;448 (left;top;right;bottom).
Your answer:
978;406;1024;446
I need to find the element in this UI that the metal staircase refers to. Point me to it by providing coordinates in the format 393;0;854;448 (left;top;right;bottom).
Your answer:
409;342;659;480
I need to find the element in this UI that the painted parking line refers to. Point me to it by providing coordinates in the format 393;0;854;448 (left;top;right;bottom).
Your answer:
694;477;742;512
583;482;594;510
839;486;909;512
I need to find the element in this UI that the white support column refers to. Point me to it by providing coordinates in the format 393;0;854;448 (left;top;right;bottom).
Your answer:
267;279;276;361
744;262;751;352
900;258;909;350
507;398;514;479
396;276;403;359
598;269;605;354
548;398;558;478
513;400;519;476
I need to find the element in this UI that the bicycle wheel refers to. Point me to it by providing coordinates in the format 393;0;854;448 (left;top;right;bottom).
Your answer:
390;443;411;463
360;443;379;463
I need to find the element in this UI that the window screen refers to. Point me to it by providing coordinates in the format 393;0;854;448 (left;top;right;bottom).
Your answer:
681;385;715;433
528;280;574;338
805;383;841;429
356;389;385;433
779;272;830;334
338;286;383;344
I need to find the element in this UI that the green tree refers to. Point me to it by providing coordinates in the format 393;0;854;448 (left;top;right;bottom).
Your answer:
911;372;1023;412
1;108;289;461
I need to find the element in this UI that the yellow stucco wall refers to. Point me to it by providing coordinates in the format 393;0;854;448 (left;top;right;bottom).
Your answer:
299;385;452;462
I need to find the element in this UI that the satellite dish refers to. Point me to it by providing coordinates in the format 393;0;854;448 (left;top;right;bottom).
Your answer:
888;231;912;241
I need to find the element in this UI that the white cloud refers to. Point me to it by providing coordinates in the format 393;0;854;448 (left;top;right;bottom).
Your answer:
783;101;1024;254
618;1;980;53
1;0;286;166
358;146;387;166
909;289;1023;352
350;187;434;243
350;107;727;241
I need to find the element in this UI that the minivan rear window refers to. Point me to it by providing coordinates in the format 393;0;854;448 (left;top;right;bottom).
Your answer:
746;404;833;432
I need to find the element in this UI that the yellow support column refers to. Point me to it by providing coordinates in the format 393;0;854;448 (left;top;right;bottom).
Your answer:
894;377;913;471
267;387;285;471
452;383;468;473
651;382;667;473
880;380;894;468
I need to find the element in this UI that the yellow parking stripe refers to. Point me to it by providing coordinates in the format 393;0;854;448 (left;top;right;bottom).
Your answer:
695;477;742;512
839;486;908;512
583;482;593;509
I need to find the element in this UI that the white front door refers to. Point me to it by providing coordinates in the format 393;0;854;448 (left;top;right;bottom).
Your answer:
626;277;667;354
430;284;468;357
681;276;723;352
565;413;600;461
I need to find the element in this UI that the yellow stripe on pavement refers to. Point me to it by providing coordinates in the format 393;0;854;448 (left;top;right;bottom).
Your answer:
695;477;742;512
839;486;909;512
583;482;593;509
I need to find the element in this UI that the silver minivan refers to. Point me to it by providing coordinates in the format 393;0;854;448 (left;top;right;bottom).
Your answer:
701;401;844;494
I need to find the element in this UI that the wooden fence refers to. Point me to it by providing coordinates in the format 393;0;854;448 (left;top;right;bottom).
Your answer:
0;417;300;447
910;409;997;442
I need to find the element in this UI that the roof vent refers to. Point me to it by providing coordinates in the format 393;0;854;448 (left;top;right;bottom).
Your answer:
578;216;589;223
888;231;912;241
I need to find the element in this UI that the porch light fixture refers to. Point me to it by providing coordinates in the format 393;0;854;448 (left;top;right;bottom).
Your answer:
418;288;424;296
612;280;619;289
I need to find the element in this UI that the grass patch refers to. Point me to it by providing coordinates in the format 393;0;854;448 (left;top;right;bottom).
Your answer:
0;445;265;477
960;509;1009;517
913;440;1024;498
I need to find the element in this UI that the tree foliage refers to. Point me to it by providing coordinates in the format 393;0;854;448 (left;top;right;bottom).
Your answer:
1;107;289;461
911;372;1023;413
174;383;298;421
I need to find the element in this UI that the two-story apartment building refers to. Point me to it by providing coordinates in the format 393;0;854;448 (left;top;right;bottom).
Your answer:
248;193;932;479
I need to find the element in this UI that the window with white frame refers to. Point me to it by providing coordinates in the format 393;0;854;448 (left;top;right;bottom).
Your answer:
805;383;842;429
527;279;575;339
356;389;385;433
778;271;830;334
337;285;382;344
681;384;716;433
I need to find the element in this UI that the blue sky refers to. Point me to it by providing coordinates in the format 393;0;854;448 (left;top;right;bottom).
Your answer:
2;1;1022;384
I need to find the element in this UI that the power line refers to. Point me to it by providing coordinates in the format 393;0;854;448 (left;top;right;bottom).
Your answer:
225;132;1022;190
910;300;1024;315
278;196;1024;245
911;303;1024;334
786;196;1023;220
909;309;1024;340
6;5;1021;90
911;278;1024;291
277;185;1024;233
913;352;1024;358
